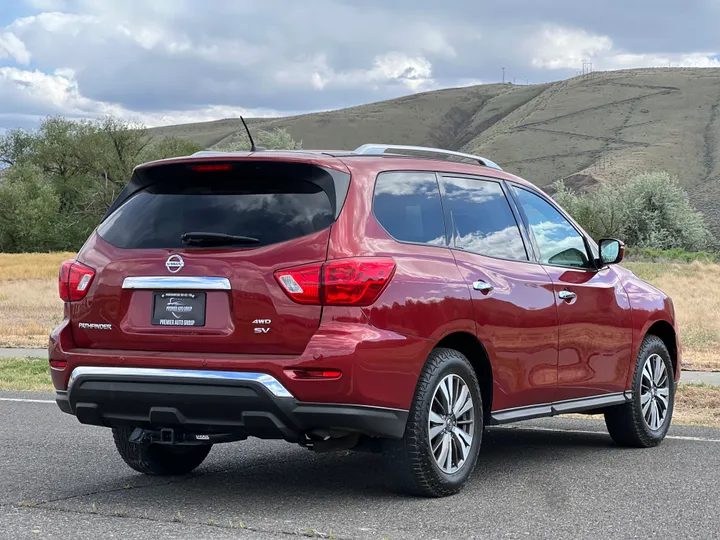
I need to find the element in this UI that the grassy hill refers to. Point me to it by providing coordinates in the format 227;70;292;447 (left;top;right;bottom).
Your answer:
150;68;720;231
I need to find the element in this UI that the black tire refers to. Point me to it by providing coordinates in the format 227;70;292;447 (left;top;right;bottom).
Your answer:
604;335;675;447
384;348;483;497
112;427;212;475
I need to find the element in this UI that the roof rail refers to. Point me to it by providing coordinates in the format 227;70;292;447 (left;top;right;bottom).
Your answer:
353;144;502;170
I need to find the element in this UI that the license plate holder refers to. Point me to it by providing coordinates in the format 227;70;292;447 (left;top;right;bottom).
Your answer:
152;292;206;327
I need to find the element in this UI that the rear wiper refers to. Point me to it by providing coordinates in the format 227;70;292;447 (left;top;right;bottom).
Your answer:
181;232;261;246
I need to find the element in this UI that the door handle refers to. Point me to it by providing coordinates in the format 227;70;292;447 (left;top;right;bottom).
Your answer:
558;290;576;301
473;281;494;293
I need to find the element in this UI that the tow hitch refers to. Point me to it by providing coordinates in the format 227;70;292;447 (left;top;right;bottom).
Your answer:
127;428;247;446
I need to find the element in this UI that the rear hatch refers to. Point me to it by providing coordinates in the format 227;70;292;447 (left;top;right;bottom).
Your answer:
71;158;350;355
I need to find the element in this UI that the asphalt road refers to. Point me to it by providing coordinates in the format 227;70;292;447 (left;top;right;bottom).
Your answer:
1;391;719;540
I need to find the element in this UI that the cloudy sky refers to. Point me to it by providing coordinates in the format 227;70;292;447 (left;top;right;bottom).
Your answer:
1;0;719;131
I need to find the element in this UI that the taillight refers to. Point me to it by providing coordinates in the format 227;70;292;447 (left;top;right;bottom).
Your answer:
324;259;396;306
274;264;322;305
58;259;96;302
274;258;396;307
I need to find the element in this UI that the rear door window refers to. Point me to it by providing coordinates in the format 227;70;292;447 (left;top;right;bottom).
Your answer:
440;176;528;261
373;172;447;246
98;177;335;249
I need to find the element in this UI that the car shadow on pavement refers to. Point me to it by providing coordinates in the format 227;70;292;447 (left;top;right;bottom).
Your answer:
42;425;620;517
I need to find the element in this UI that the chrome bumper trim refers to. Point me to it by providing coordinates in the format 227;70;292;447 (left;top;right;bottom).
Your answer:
68;366;293;398
122;276;231;290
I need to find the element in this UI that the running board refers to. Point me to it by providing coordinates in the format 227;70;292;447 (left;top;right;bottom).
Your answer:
489;391;631;425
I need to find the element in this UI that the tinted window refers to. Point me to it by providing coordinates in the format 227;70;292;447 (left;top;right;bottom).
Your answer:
441;177;527;261
98;178;334;249
373;172;446;246
513;187;591;268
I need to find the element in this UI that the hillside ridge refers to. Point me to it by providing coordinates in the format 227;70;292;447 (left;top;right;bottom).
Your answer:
149;68;720;230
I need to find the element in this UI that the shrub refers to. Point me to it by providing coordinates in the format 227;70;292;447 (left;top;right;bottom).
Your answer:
218;127;302;151
553;172;713;251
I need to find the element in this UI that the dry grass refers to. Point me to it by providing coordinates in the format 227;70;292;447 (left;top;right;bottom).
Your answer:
0;252;76;280
0;280;64;347
0;255;719;372
674;384;720;428
0;253;72;347
624;262;720;371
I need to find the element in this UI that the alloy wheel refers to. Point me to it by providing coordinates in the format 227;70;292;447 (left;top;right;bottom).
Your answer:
641;353;670;431
428;374;475;474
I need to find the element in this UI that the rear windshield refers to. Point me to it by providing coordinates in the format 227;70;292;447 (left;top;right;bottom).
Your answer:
98;177;335;249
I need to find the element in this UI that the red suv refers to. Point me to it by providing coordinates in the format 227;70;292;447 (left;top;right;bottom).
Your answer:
50;144;680;497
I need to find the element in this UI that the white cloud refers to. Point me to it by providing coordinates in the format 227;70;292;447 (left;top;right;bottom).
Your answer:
604;52;720;69
11;12;98;34
530;26;613;69
529;25;720;72
2;0;720;131
456;226;527;260
0;32;31;64
0;66;279;127
308;52;434;92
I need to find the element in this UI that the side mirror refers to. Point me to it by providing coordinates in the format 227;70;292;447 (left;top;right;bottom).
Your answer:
599;238;625;265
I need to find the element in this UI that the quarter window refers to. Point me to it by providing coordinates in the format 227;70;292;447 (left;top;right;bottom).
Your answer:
373;172;447;246
512;187;592;269
441;177;528;261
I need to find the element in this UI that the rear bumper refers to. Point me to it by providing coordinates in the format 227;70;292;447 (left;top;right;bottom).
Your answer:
56;366;408;440
49;317;432;411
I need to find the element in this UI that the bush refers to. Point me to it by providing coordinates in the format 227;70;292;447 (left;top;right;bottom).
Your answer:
256;128;302;150
553;172;713;251
217;127;302;151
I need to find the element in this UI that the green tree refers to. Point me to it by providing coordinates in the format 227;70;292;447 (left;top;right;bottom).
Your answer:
0;116;203;252
144;136;203;161
0;164;63;252
0;128;36;166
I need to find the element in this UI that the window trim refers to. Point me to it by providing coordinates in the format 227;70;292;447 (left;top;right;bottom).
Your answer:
508;183;598;272
371;170;450;249
438;173;532;264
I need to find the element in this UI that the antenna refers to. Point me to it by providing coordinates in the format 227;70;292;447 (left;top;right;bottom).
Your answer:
240;116;257;152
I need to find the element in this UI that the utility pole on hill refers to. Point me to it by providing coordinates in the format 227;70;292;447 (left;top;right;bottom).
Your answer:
502;67;505;83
